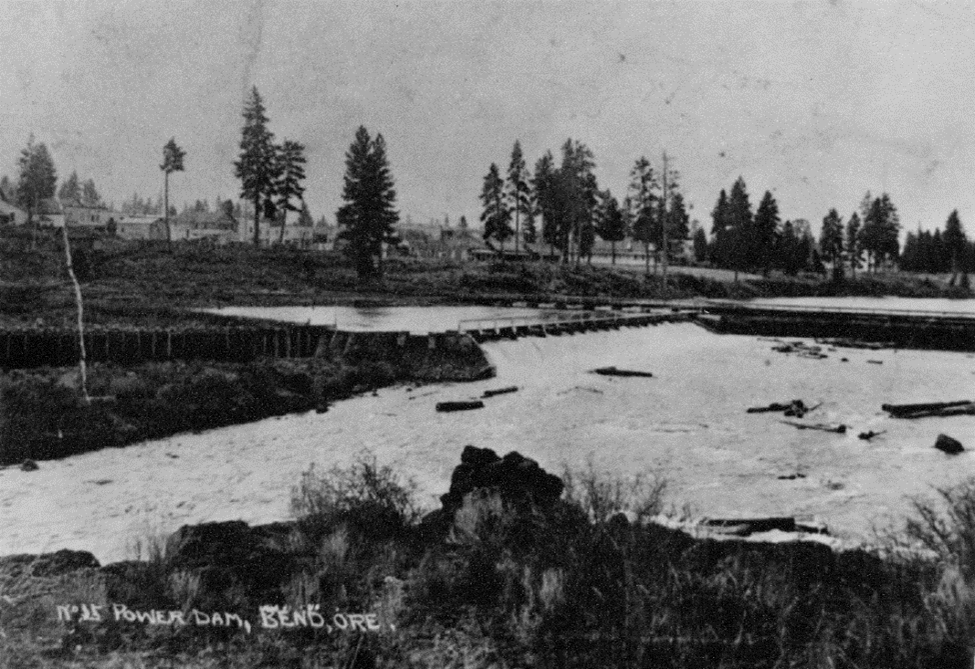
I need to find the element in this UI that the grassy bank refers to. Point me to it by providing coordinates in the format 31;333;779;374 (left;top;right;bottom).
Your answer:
1;453;974;668
2;228;972;329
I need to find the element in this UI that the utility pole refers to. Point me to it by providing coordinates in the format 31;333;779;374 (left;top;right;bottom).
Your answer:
660;150;669;294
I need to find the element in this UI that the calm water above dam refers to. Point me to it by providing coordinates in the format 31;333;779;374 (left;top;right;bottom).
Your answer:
205;305;558;333
751;296;975;314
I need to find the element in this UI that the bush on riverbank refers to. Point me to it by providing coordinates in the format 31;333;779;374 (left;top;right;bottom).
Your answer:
4;452;974;668
0;358;412;466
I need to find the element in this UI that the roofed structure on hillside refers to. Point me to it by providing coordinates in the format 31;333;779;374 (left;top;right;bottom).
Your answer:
35;199;66;228
169;209;239;245
115;215;165;241
0;199;27;226
62;199;114;230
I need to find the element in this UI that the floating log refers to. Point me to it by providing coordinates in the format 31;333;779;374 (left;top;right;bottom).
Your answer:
780;420;847;434
857;430;886;441
935;434;965;455
592;366;654;378
482;386;518;398
747;399;804;414
436;400;485;413
883;400;975;419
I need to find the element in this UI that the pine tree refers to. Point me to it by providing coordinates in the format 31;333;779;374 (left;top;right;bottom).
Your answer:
506;140;532;254
559;139;598;264
275;139;307;244
753;191;780;276
726;177;752;281
666;191;690;258
845;213;862;279
944;209;966;279
234;87;278;246
594;191;626;264
480;163;511;255
17;134;57;246
628;157;658;275
59;171;81;203
82;179;101;207
692;225;708;263
160;138;186;246
298;201;314;227
710;189;729;267
336;127;399;279
533;151;562;258
819;208;845;281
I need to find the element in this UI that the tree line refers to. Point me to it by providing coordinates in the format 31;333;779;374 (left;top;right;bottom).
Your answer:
479;140;689;270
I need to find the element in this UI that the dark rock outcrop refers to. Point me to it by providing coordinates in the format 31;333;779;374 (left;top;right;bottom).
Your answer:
439;445;564;516
164;520;299;606
0;549;100;579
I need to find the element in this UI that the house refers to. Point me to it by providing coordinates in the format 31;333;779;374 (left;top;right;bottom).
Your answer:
0;199;27;226
167;209;239;245
115;215;165;241
63;199;113;230
35;198;66;228
238;211;314;248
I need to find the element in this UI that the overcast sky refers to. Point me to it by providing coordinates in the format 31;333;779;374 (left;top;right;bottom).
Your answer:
2;1;974;234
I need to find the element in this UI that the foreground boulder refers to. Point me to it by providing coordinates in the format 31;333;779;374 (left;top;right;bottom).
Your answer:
0;549;100;580
164;520;299;606
439;445;564;516
934;434;965;455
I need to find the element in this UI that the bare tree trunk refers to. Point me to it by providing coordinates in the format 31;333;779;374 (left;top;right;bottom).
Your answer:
164;171;172;251
61;225;90;404
611;240;616;265
514;207;520;255
253;196;261;246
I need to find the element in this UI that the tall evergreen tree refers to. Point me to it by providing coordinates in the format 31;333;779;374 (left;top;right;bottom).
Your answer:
336;126;400;279
595;191;626;264
82;179;101;207
725;177;752;281
506;140;532;255
943;209;966;278
59;171;81;203
861;192;900;271
160;137;186;246
234;87;278;246
753;191;780;276
559;139;598;264
666;191;690;257
845;212;862;279
709;189;730;267
275;139;307;244
17;134;57;246
819;208;845;281
533;151;562;258
480;163;512;254
628;156;658;275
692;224;708;263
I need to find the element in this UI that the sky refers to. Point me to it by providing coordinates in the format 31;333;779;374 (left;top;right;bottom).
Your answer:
2;0;975;235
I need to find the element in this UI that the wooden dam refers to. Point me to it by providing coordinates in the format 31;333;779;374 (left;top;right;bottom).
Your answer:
2;298;974;369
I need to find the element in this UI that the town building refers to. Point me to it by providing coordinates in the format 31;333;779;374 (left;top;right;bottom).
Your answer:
62;199;114;231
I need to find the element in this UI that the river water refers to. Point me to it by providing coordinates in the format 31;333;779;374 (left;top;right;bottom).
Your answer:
205;305;560;333
750;296;975;314
3;301;975;562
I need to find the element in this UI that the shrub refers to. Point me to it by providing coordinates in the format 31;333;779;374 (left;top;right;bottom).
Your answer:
291;453;421;546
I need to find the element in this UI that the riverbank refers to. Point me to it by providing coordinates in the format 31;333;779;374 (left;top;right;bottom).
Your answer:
2;232;971;329
0;448;969;669
0;330;492;466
